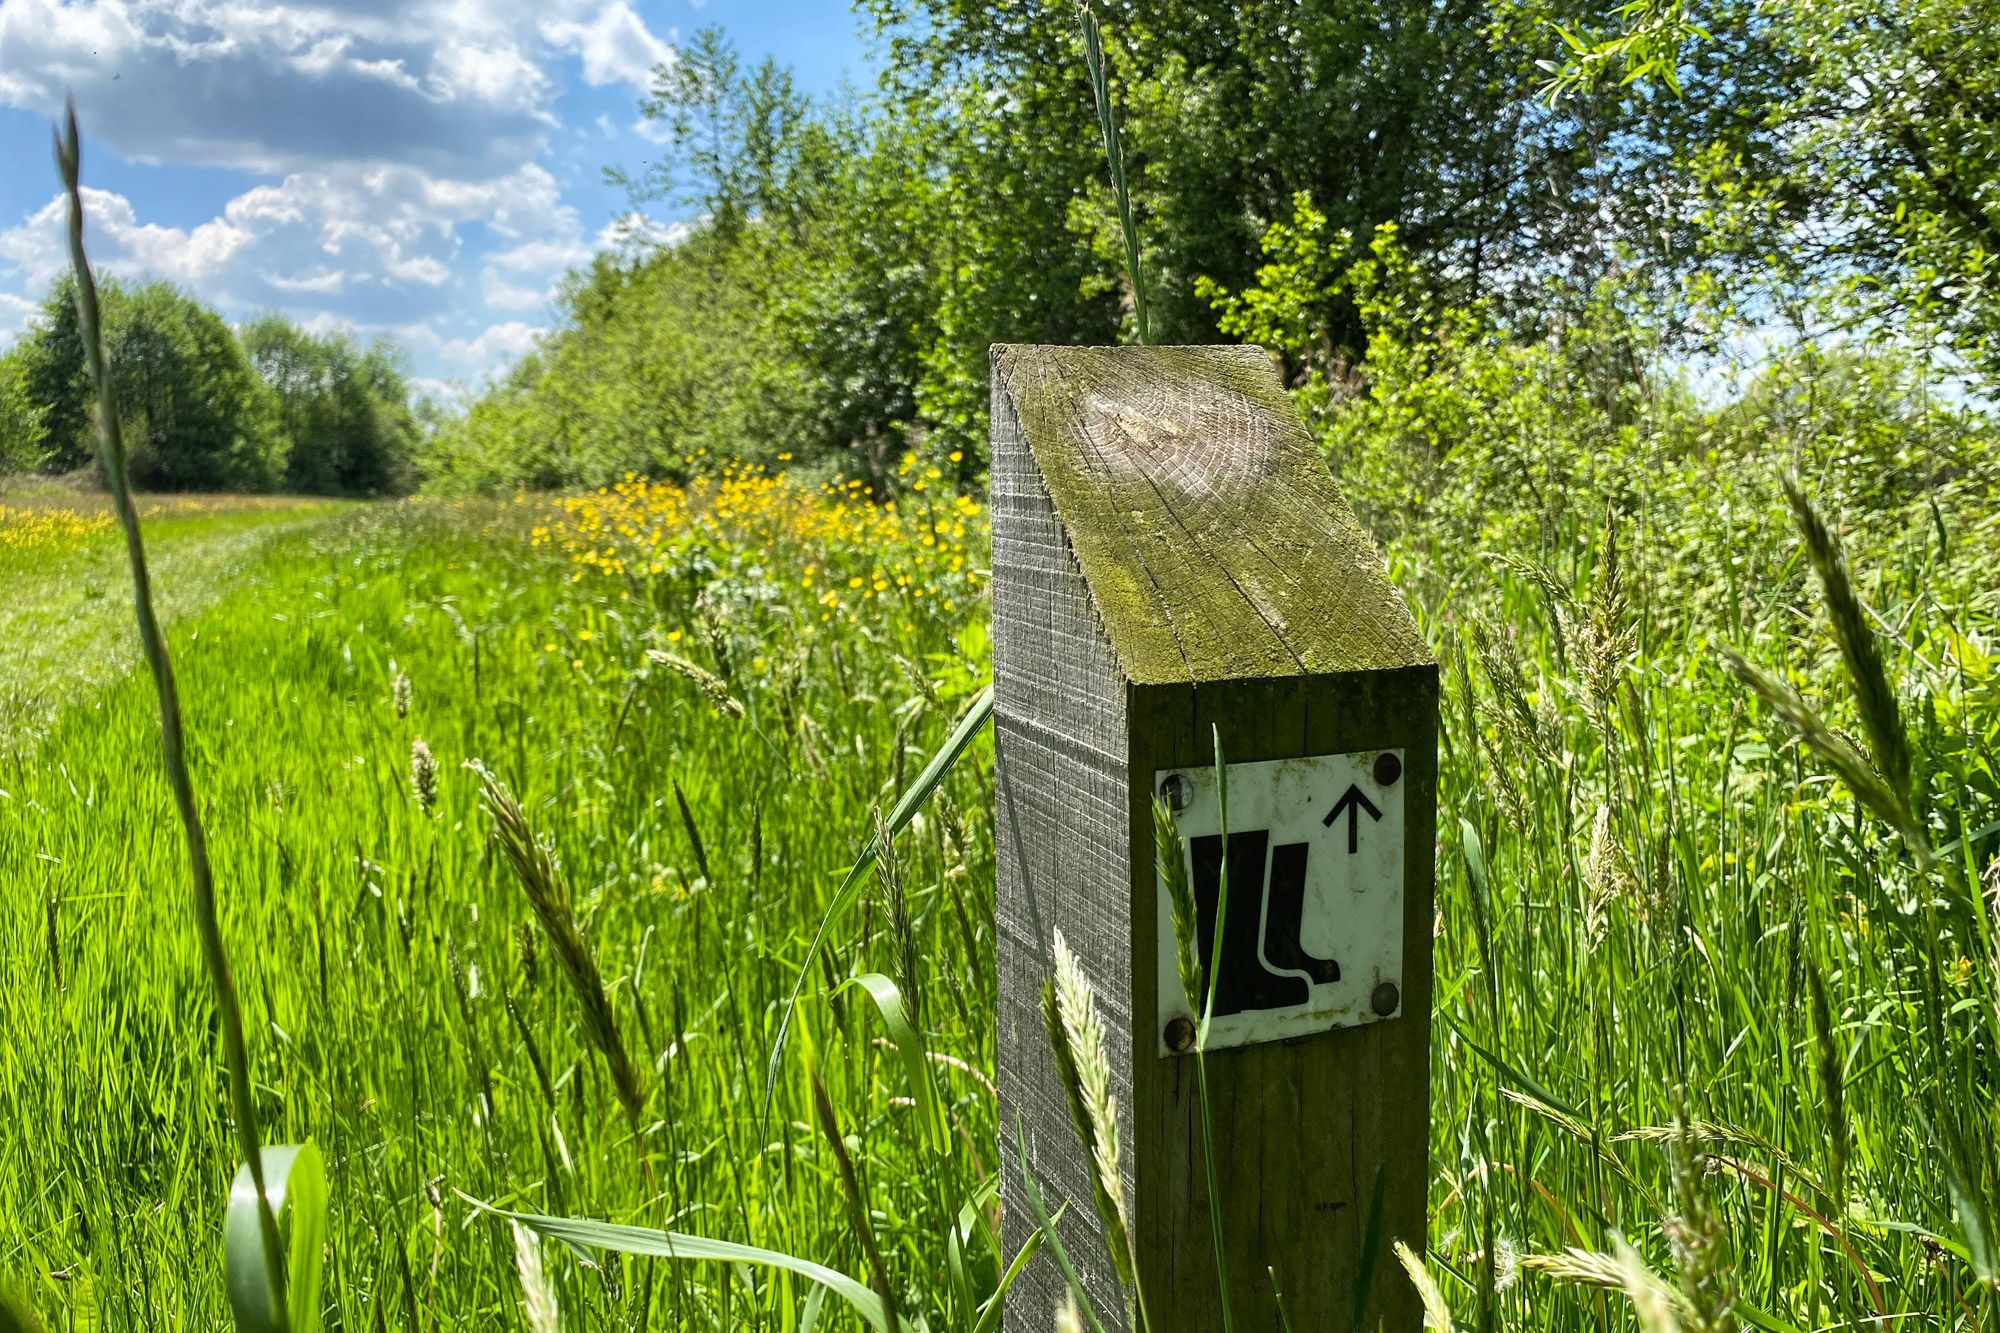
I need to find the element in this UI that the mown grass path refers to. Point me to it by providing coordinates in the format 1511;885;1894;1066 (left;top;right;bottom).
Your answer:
0;493;350;751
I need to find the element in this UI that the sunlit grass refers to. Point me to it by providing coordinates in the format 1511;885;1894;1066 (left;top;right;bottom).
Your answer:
1;441;1997;1328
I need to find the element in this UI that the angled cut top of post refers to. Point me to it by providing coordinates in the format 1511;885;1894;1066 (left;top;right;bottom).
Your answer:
992;343;1432;685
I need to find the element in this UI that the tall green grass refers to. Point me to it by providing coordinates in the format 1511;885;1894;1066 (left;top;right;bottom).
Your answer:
4;450;1998;1328
0;495;1001;1327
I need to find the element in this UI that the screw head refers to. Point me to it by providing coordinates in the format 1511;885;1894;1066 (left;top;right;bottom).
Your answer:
1373;752;1402;787
1371;981;1401;1017
1164;1015;1196;1053
1159;773;1192;813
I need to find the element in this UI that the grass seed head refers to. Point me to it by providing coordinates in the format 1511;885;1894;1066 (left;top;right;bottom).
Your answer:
1473;619;1557;767
1721;647;1928;861
1394;1240;1455;1333
411;737;438;809
647;648;746;720
1783;474;1910;805
392;667;412;719
1566;516;1637;746
1152;796;1203;1008
1660;1098;1734;1333
1495;1235;1521;1293
1611;1235;1686;1333
511;1222;560;1333
1043;930;1141;1318
1805;966;1847;1211
1523;1245;1628;1289
467;759;648;1135
1584;803;1639;945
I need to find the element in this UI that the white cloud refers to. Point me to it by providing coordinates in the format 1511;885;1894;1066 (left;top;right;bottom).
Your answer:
0;289;35;346
0;187;254;291
435;320;546;366
0;0;685;384
543;2;672;89
0;0;673;177
0;158;589;322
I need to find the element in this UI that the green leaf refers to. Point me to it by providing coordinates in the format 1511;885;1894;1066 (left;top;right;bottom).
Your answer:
1919;1111;1998;1285
1014;1121;1108;1333
1934;816;2000;859
224;1142;328;1333
762;683;992;1140
847;972;943;1156
971;1226;1046;1333
1442;1014;1581;1118
0;1288;44;1333
799;1283;827;1333
1735;1299;1805;1333
459;1195;907;1333
1459;817;1490;908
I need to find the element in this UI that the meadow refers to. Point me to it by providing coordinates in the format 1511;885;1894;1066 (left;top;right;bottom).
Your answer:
0;486;348;753
2;425;1999;1331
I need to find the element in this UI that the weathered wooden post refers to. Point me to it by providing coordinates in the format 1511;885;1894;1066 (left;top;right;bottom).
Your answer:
992;344;1437;1332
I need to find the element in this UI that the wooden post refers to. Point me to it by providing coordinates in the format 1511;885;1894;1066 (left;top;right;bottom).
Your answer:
992;344;1437;1333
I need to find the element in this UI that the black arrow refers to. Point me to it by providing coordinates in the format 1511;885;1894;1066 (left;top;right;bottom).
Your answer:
1322;783;1383;853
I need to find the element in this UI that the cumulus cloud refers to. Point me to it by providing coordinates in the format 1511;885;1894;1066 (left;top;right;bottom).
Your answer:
543;2;673;89
0;161;592;328
434;320;547;366
0;186;253;291
0;0;681;382
0;0;671;177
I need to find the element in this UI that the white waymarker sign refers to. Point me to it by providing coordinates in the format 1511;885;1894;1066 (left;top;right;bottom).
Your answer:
1156;749;1407;1054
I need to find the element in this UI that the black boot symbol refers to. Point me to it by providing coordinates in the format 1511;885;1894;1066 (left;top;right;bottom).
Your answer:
1189;832;1340;1017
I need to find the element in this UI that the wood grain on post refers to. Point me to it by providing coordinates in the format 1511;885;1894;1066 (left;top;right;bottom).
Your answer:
992;344;1437;1332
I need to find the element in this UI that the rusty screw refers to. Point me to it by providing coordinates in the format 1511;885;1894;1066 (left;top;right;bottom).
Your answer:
1372;752;1402;787
1164;1015;1196;1052
1159;772;1192;813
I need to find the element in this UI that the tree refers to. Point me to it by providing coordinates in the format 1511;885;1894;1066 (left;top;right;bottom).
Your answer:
100;281;281;491
242;315;418;496
4;276;92;474
0;344;48;475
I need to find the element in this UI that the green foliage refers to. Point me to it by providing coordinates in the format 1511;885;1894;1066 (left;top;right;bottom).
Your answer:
97;278;283;492
1;279;416;494
430;29;960;490
0;348;48;475
1703;0;2000;368
1543;0;2000;374
0;277;90;474
241;315;419;497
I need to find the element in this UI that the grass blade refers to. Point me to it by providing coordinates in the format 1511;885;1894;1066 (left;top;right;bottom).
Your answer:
1919;1110;1999;1287
812;1069;900;1329
847;972;943;1156
971;1229;1048;1333
762;684;992;1142
0;1289;43;1333
55;101;287;1318
461;1195;901;1332
225;1143;327;1333
1013;1120;1109;1333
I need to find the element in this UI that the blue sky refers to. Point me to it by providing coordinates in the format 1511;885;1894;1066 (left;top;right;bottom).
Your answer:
0;0;875;394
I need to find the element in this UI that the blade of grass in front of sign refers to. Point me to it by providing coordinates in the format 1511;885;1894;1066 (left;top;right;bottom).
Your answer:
1193;724;1237;1332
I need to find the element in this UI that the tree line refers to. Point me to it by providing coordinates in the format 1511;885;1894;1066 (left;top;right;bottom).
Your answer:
423;0;2000;492
0;277;419;495
11;0;1988;496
